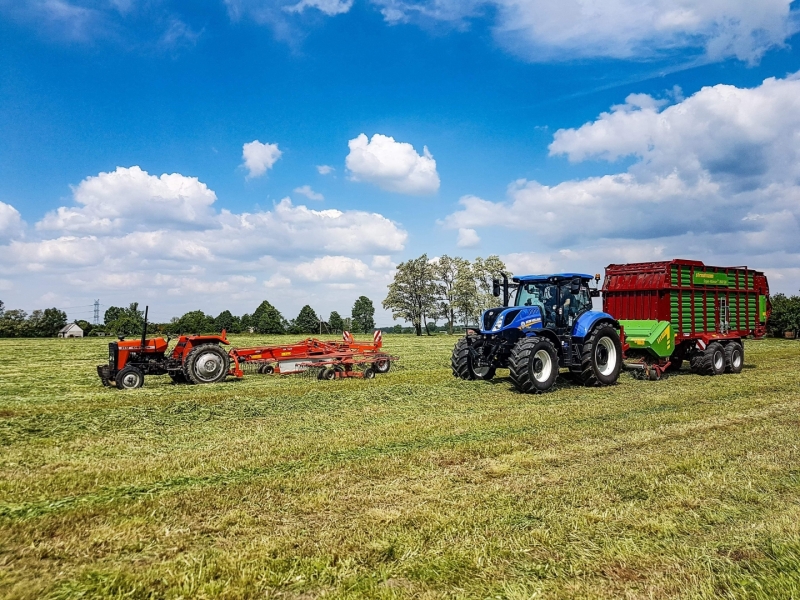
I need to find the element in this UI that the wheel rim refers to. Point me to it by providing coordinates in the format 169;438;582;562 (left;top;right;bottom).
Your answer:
194;352;224;382
121;372;139;388
532;349;552;382
596;337;617;376
714;350;724;371
732;349;742;369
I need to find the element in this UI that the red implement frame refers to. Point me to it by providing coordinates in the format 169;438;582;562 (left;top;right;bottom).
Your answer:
227;330;392;378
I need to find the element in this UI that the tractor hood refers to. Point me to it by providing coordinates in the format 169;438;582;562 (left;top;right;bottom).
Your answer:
480;306;543;334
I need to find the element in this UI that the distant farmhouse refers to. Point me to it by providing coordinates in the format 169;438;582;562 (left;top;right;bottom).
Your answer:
58;323;84;338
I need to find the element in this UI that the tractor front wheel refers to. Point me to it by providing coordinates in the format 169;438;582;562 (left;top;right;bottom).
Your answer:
115;366;144;390
184;344;230;385
451;337;496;381
575;325;622;386
509;337;558;393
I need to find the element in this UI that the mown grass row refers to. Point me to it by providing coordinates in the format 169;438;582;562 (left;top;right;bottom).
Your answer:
1;335;799;598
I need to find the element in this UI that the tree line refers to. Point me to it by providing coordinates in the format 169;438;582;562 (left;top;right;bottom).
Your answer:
382;254;511;335
0;301;68;338
96;296;376;336
768;293;800;337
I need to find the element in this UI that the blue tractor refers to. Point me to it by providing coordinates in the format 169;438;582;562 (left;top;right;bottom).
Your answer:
451;273;623;393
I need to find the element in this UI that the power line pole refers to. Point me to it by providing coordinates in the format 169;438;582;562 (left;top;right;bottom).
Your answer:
93;299;100;325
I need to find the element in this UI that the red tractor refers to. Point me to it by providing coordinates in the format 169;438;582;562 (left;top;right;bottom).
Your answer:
97;307;230;390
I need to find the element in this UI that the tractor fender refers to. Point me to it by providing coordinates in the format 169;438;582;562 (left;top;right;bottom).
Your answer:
572;311;620;340
525;328;562;358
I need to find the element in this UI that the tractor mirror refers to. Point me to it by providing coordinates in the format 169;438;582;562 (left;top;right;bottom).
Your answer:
492;279;501;297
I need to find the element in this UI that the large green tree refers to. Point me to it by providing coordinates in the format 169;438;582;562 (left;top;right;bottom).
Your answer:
767;293;800;337
328;311;344;333
252;300;287;334
28;308;68;337
433;255;471;334
214;310;241;333
293;305;320;334
351;296;375;333
172;310;215;334
0;309;28;338
105;303;145;336
383;254;437;336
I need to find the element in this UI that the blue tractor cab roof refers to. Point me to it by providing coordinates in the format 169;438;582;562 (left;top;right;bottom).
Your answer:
513;273;594;283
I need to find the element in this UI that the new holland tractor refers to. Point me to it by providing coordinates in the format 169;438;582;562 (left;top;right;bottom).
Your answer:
451;273;623;393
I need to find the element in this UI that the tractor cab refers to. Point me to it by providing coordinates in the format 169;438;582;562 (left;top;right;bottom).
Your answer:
513;274;597;330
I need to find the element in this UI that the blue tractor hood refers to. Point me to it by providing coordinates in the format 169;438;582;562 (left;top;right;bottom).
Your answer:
479;305;544;335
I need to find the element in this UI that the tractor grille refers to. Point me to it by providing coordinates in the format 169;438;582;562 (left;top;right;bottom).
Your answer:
482;308;503;330
108;342;118;370
502;309;522;326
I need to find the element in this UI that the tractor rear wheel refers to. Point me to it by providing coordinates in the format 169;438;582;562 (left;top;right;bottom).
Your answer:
724;342;744;374
575;325;622;386
690;342;725;375
451;337;496;381
115;366;144;390
184;344;230;385
508;337;558;393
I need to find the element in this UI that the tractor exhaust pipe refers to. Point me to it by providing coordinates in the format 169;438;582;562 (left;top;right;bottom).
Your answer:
141;305;149;351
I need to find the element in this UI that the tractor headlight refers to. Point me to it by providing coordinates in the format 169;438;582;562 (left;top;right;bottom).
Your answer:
492;316;503;331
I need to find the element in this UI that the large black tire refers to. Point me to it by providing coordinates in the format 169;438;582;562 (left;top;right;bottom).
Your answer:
184;344;230;385
451;337;496;381
508;337;559;394
690;342;725;375
724;341;744;374
115;366;144;390
574;325;622;386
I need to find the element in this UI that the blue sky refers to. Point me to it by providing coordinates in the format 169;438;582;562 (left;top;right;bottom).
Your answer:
1;0;800;324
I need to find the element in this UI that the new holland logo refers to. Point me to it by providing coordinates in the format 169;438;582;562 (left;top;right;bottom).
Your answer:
520;317;542;329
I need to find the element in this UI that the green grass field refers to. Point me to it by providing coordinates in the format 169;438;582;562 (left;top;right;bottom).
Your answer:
1;335;799;599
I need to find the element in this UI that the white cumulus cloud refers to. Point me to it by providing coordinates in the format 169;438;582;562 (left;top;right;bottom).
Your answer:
372;0;799;63
285;0;353;15
346;133;440;195
36;166;217;234
0;168;407;322
0;201;24;242
442;73;800;294
293;185;324;201
242;140;282;178
456;227;480;248
317;165;335;175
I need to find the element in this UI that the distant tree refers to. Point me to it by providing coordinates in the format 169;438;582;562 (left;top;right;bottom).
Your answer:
214;310;241;333
103;306;124;325
106;303;145;336
351;296;375;333
0;309;28;338
173;310;215;334
433;255;470;334
0;300;4;318
768;293;800;337
392;324;402;333
240;313;253;332
472;255;512;312
252;300;286;334
383;254;437;336
328;311;344;333
342;317;352;332
294;305;320;334
26;308;68;337
75;319;93;336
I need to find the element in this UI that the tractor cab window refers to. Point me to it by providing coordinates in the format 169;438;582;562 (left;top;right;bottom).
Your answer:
560;280;592;322
516;282;558;327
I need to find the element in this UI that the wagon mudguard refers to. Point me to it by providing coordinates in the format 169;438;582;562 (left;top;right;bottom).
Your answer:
571;311;619;339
